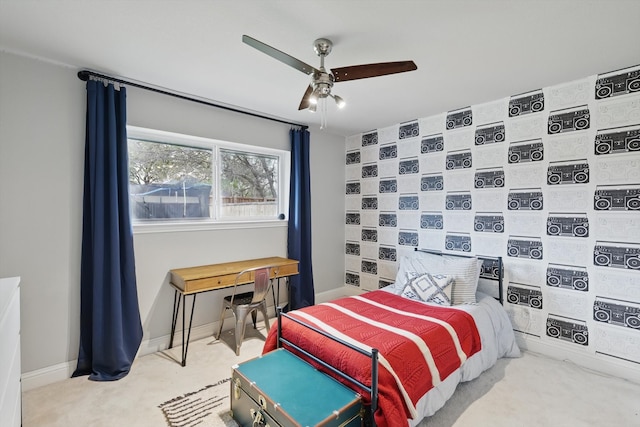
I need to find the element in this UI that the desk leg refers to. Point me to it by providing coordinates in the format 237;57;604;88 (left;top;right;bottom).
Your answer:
274;278;280;315
169;290;197;366
180;294;197;367
169;290;181;349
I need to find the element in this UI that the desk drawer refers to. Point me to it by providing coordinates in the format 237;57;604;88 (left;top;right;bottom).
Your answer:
273;263;298;278
183;274;238;293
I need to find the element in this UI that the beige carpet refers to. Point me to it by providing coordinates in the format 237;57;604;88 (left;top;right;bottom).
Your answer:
23;324;640;427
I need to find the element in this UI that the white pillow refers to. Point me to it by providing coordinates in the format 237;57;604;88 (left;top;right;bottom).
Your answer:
401;273;453;305
395;252;482;304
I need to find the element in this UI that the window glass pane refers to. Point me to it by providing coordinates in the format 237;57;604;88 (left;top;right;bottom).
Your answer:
128;138;213;220
219;149;279;218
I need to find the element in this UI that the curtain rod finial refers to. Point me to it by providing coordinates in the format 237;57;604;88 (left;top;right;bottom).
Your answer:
78;70;90;81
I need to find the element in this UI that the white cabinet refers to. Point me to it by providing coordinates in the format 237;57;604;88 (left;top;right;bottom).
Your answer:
0;277;21;427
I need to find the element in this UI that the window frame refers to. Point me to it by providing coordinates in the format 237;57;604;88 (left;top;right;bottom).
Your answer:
127;126;290;234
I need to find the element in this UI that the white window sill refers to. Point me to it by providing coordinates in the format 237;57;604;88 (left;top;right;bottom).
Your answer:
132;219;288;234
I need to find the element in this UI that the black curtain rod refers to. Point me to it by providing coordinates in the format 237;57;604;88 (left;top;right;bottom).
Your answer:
77;69;308;129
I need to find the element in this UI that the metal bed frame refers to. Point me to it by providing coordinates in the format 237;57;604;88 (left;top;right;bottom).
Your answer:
273;249;505;426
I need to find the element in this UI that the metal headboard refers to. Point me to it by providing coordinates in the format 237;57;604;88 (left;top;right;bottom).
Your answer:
414;248;504;305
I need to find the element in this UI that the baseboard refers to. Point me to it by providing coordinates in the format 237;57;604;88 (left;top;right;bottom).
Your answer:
516;333;640;385
27;289;638;391
22;361;77;392
22;306;280;391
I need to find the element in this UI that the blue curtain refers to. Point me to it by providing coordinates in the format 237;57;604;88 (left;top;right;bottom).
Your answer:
287;128;315;310
73;80;143;381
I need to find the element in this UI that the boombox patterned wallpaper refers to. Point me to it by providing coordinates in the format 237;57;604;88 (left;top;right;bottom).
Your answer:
343;64;640;367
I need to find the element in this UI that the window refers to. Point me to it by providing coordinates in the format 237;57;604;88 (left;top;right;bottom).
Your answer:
127;126;289;226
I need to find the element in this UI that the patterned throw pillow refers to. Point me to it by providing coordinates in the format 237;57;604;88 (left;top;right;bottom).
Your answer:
394;253;482;305
401;273;454;306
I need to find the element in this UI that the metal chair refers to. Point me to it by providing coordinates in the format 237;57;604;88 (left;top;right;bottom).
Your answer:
215;266;275;355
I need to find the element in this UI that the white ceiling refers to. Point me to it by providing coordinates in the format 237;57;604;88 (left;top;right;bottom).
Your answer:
1;0;639;137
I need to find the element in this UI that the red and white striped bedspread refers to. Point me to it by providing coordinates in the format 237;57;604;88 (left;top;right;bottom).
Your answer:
262;290;482;427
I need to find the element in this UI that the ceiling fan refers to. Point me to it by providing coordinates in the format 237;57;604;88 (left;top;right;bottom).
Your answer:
242;35;418;115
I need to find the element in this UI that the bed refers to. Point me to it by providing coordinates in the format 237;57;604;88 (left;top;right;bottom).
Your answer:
262;249;520;427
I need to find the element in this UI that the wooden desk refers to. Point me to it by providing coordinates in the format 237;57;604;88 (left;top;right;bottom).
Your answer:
168;257;299;366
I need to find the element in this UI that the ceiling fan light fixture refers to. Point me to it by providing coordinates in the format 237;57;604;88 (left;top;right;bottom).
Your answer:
308;103;317;112
309;88;320;105
333;94;346;109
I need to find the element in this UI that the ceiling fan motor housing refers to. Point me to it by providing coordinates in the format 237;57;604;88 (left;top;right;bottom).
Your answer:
313;71;334;98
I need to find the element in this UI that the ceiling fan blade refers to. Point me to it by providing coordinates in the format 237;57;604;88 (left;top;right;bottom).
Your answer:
243;35;320;75
332;61;417;82
298;85;314;110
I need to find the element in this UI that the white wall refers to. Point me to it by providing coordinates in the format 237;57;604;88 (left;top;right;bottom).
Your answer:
0;51;345;387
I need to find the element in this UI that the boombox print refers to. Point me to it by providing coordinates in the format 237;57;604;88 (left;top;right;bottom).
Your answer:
546;314;589;346
445;232;472;252
548;106;590;134
594;241;640;270
379;178;398;194
475;122;505;145
595;66;640;99
378;212;398;227
378;245;397;262
546;263;589;291
475;167;505;189
420;212;444;229
547;213;589;237
379;143;398;160
446;149;473;170
362;131;378;146
594;185;640;211
508;188;544;210
593;297;640;329
474;212;505;233
345;241;360;256
446;191;472;210
421;173;444;191
509;90;544;117
361;227;378;243
399;121;420;139
508;139;544;163
547;160;589;185
345;211;360;225
346;150;361;165
345;271;360;287
594;125;640;155
507;283;543;309
508;236;543;260
361;196;378;210
345;181;360;195
362;163;378;179
399;157;420;175
446;108;473;130
398;229;419;247
421;134;444;153
480;258;502;280
398;194;419;210
361;259;378;275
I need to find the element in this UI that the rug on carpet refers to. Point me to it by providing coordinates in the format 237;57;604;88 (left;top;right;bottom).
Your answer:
158;378;239;427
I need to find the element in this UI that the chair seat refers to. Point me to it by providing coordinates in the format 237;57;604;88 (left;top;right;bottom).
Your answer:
225;292;255;306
